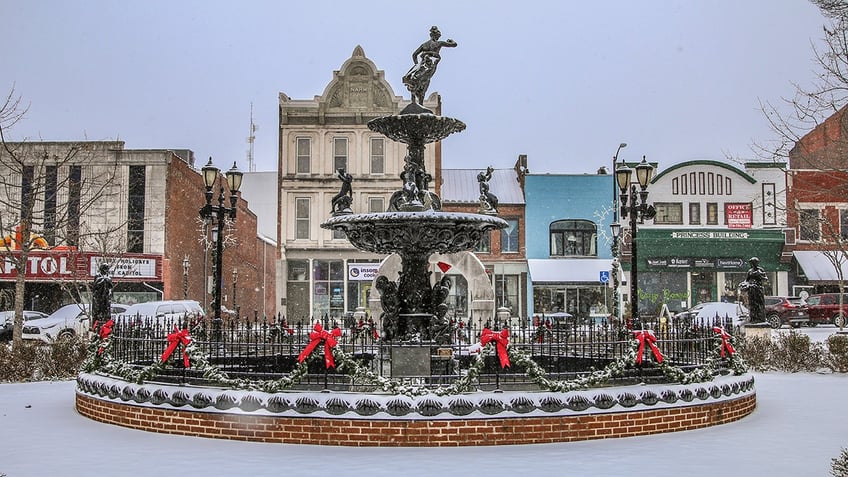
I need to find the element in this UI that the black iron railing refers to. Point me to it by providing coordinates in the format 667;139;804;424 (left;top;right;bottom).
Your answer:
103;312;741;390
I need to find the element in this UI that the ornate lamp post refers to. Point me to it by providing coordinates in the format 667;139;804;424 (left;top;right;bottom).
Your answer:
610;143;626;324
616;156;656;327
182;256;189;300
199;157;243;339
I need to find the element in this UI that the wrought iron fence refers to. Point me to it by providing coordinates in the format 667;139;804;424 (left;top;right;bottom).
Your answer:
103;312;741;390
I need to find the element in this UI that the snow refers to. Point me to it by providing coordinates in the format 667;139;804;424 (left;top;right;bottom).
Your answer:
1;372;846;476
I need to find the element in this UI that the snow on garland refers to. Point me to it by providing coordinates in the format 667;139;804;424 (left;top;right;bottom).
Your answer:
83;326;747;397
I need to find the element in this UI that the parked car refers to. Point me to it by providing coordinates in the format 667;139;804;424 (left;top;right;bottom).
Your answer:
673;302;749;327
540;311;577;329
763;296;809;329
21;303;128;343
119;300;204;325
805;293;848;327
0;310;49;341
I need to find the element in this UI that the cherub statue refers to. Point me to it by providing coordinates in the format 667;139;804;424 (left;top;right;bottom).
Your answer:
402;26;457;106
331;168;353;215
477;166;499;214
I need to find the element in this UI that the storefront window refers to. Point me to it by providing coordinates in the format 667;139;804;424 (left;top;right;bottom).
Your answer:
312;260;344;317
494;274;519;315
286;259;310;319
446;274;468;319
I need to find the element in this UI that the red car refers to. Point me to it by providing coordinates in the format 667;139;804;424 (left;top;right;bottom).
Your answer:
763;296;809;329
805;293;848;327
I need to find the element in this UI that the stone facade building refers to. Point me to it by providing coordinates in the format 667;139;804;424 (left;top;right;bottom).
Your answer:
276;46;442;320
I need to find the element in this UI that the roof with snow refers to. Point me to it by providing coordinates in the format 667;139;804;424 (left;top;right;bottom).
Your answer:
441;168;525;204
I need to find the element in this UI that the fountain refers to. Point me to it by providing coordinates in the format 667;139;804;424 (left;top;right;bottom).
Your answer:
74;27;756;446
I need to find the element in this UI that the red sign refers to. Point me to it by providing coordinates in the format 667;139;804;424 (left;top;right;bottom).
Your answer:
725;203;753;229
0;251;162;282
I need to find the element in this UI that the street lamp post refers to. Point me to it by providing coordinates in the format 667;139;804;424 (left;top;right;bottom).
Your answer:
199;157;243;339
182;256;189;300
616;156;656;327
610;143;626;323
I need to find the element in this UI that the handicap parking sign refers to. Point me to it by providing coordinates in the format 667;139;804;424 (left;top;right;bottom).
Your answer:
599;270;610;283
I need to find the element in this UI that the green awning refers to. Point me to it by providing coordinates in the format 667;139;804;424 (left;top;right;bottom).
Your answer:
622;228;788;272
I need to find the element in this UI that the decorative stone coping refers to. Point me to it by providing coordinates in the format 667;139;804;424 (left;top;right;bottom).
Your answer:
76;373;756;446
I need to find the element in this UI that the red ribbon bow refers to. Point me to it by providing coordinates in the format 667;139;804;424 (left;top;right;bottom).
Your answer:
96;319;115;355
297;323;342;369
712;326;736;357
633;329;663;364
480;327;511;368
161;326;192;368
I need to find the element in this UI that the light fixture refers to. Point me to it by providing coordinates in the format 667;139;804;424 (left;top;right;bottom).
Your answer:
202;157;219;189
610;222;621;239
615;161;633;193
226;161;243;193
635;156;653;189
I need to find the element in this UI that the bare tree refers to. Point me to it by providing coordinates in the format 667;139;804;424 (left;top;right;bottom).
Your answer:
0;86;123;348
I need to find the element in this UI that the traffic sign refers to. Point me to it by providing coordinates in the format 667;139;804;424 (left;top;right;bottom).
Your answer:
599;270;610;283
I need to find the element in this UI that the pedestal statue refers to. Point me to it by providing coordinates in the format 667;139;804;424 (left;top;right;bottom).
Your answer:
741;257;767;323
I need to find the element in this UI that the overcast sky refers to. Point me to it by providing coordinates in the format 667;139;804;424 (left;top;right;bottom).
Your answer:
2;1;829;174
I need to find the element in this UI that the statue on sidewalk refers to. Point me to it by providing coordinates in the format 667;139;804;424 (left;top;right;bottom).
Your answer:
740;257;767;323
91;264;113;329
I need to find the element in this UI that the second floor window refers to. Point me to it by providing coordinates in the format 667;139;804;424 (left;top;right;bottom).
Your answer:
689;202;701;225
706;203;719;225
799;208;821;241
501;219;519;253
370;138;385;174
368;197;385;213
295;198;310;239
841;209;848;241
333;137;348;172
550;219;597;257
654;202;683;225
296;137;311;174
476;230;491;253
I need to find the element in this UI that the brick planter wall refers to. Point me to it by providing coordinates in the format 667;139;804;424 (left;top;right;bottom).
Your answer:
76;392;755;446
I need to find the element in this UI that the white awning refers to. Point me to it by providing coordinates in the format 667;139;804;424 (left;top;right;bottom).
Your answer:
527;259;613;283
794;251;848;281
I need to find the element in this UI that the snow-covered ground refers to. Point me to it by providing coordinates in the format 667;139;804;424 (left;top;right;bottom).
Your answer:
1;371;846;477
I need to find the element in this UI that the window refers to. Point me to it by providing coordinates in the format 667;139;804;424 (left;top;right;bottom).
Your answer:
67;166;81;246
476;231;491;253
20;166;34;219
333;228;347;240
295;198;310;239
313;259;345;317
333;137;348;172
501;219;519;253
689;203;701;225
653;202;683;225
841;209;848;241
43;166;57;245
127;165;146;253
799;208;821;241
368;197;385;213
706;203;718;225
370;138;384;174
495;274;519;315
550;220;597;257
296;137;311;174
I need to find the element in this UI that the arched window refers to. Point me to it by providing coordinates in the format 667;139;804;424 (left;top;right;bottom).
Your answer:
550;220;597;257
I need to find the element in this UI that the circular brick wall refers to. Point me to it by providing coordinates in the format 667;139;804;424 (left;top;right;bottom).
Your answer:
75;373;756;446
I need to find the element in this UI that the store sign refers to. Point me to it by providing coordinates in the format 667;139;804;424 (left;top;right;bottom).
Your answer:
89;256;157;279
348;263;380;281
671;231;750;239
0;251;161;282
725;203;753;229
647;257;747;270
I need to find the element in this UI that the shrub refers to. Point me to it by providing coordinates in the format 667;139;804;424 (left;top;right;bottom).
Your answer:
737;335;772;371
0;337;88;382
770;331;823;372
826;334;848;373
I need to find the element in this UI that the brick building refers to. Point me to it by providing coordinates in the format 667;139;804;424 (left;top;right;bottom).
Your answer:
0;141;274;316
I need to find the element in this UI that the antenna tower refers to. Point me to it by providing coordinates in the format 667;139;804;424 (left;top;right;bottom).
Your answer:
246;103;257;172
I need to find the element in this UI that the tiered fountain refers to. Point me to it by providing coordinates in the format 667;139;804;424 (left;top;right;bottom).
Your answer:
74;27;757;446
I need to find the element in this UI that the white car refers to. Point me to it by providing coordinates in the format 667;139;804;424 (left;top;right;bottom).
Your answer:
673;302;749;326
120;300;204;324
22;303;128;343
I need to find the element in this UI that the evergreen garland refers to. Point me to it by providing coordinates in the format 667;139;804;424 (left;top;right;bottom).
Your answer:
83;328;747;396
